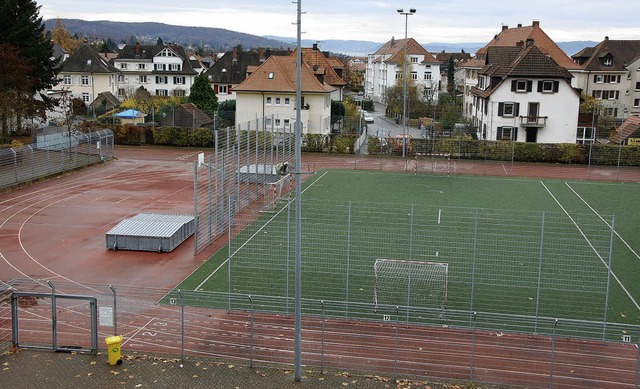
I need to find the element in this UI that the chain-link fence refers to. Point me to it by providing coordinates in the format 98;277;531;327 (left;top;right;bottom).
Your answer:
2;278;639;388
0;128;115;190
193;118;295;255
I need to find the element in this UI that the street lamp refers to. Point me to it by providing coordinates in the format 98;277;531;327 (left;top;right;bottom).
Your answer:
397;8;416;158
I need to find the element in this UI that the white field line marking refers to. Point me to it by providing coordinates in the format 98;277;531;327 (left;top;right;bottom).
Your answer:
540;181;640;311
565;182;640;262
501;163;508;175
438;208;441;224
122;317;155;346
195;170;331;291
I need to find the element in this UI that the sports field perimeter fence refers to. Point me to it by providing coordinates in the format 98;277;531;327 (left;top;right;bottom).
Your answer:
2;278;639;388
193;117;295;255
0;128;115;190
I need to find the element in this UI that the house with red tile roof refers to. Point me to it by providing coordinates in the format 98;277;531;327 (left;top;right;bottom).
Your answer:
610;115;640;144
291;44;347;101
571;37;640;123
365;37;441;104
468;43;580;143
233;55;335;135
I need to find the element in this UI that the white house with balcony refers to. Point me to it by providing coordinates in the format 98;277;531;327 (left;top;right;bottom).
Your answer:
233;55;335;135
469;45;580;143
365;37;441;104
112;43;198;99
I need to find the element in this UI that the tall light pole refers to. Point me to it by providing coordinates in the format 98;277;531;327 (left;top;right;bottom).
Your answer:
397;8;416;158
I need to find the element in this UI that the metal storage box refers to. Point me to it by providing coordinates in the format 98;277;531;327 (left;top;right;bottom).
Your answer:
106;213;195;252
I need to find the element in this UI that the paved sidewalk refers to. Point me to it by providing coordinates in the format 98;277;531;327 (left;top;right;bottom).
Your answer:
1;348;505;389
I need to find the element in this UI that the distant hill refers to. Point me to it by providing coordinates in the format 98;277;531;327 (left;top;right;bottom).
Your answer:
44;19;290;51
45;19;596;57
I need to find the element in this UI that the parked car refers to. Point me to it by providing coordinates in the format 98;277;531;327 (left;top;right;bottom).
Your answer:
363;113;374;123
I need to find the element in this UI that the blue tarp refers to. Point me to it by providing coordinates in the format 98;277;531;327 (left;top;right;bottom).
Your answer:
116;109;145;119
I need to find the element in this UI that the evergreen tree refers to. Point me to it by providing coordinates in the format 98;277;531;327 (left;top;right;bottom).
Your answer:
447;57;455;94
188;74;218;118
0;0;58;135
217;99;235;128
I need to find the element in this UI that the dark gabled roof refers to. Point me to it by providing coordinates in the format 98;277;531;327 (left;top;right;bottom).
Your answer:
573;39;640;71
204;50;262;84
506;46;573;78
290;47;347;86
179;103;213;127
89;91;120;108
60;44;119;74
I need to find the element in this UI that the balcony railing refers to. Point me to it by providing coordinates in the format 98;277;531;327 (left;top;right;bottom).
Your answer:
519;115;548;127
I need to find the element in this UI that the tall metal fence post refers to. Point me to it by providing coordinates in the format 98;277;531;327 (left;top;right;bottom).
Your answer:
535;211;545;333
549;319;558;389
603;216;615;340
470;209;479;318
48;281;57;351
320;300;325;375
470;311;476;382
635;329;639;389
249;295;254;369
193;161;198;255
345;201;351;319
179;290;185;364
394;306;399;378
109;285;117;335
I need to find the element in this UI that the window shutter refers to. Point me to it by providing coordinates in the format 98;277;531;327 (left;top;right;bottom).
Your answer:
527;81;533;92
553;81;559;93
498;102;504;116
593;75;598;83
537;81;543;92
497;127;503;140
616;90;620;99
514;103;520;116
511;80;517;91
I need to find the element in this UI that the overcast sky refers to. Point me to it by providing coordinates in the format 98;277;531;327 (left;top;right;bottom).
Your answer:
38;0;639;44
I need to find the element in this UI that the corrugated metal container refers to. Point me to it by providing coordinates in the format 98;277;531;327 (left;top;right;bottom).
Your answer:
106;213;195;252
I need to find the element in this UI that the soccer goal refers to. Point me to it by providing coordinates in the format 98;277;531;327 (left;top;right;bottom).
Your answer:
373;259;448;311
260;173;292;213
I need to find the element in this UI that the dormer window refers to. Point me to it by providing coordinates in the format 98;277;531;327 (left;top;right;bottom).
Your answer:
603;58;613;67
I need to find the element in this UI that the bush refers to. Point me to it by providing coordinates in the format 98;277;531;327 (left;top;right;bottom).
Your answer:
332;134;357;154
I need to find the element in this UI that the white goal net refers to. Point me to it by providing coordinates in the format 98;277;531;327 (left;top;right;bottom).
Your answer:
373;259;448;311
260;173;292;213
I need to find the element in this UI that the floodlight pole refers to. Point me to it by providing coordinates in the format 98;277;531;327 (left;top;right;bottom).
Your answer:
294;0;303;382
398;8;416;158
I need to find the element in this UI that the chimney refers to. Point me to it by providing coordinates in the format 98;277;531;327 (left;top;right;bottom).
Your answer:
232;47;237;62
526;38;535;47
532;20;540;27
517;23;522;28
502;25;508;31
390;36;395;47
312;43;318;51
516;40;524;47
605;36;609;41
259;48;265;62
135;42;141;56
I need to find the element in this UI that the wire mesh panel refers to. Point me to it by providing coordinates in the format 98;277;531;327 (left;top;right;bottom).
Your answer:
0;129;114;190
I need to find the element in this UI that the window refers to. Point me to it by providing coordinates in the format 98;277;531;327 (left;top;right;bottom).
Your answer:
284;119;290;128
275;119;281;127
154;64;166;71
592;90;602;98
514;79;530;92
410;56;418;63
63;75;72;85
159;48;177;57
595;75;604;83
156;89;168;96
139;75;147;83
497;126;516;141
173;89;185;97
170;64;181;71
173;76;185;84
81;93;90;103
155;76;168;84
605;75;620;83
275;97;281;105
424;72;431;80
395;72;403;80
266;97;272;105
576;127;594;144
117;88;126;97
284;97;290;105
265;118;272;127
120;63;128;69
137;64;146;70
602;90;619;100
411;71;417;80
634;98;640;107
81;76;90;86
603;58;613;66
635;81;640;90
267;72;274;79
498;102;519;117
538;80;559;93
218;85;228;94
117;75;125;83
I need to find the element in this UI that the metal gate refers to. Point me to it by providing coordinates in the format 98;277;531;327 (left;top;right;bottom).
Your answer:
11;291;98;354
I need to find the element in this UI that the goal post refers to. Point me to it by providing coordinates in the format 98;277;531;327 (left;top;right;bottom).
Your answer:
373;259;448;311
260;173;292;213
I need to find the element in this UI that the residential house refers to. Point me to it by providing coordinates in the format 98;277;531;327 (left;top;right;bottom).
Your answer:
233;55;335;135
57;44;120;106
571;38;640;122
365;37;441;104
204;48;290;103
112;43;198;100
435;50;471;94
468;44;580;143
292;44;347;101
462;21;580;118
